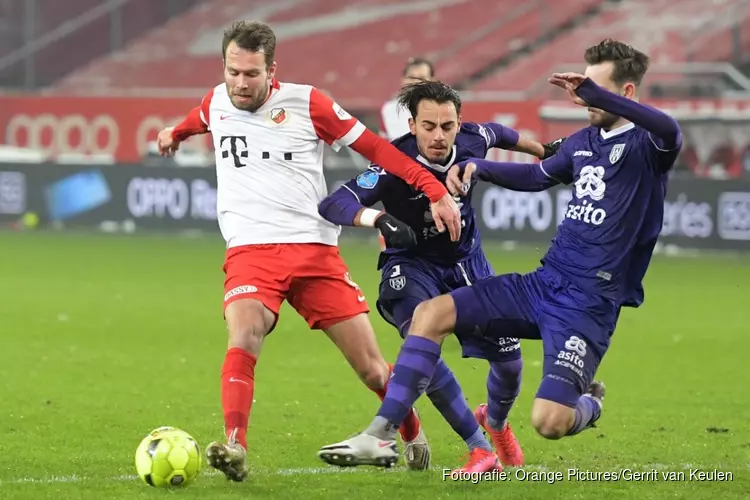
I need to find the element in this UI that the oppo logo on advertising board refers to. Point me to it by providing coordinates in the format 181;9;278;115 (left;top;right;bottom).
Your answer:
480;186;573;233
126;177;216;221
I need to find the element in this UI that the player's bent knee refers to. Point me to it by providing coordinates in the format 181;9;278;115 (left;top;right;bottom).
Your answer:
354;352;389;391
359;362;389;391
409;295;456;340
225;299;275;355
531;399;575;440
352;352;389;391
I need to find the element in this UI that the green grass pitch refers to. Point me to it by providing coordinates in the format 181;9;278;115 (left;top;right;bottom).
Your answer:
0;231;748;499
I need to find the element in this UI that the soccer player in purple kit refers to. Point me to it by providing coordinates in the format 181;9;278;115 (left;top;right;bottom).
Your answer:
316;80;563;472
317;39;681;468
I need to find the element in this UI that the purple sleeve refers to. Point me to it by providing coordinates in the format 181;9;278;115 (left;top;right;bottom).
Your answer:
318;186;365;226
480;122;520;150
471;158;562;192
575;78;682;152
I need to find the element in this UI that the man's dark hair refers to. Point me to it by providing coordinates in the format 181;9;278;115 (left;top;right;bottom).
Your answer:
402;57;435;78
222;20;276;67
397;80;461;118
584;39;650;87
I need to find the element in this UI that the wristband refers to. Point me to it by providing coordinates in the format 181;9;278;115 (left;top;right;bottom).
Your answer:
359;208;382;227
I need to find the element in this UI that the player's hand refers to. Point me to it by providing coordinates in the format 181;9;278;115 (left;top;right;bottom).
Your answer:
548;72;588;106
430;194;461;242
157;127;180;157
446;162;477;197
374;213;418;249
541;138;566;159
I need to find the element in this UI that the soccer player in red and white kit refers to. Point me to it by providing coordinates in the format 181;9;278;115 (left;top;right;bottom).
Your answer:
156;21;461;481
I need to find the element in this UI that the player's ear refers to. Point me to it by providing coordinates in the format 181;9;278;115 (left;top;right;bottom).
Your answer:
457;113;462;128
268;61;277;80
622;82;636;99
408;117;416;135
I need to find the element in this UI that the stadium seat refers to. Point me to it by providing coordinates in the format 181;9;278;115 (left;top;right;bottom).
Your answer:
468;0;750;96
52;0;604;109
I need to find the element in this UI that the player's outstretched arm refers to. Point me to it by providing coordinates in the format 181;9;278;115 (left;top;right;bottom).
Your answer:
446;156;571;196
157;90;213;156
476;122;564;160
551;74;681;152
318;181;417;249
512;135;566;160
318;175;380;228
574;78;681;150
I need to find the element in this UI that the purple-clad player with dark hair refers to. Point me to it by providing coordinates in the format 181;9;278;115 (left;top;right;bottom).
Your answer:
318;39;681;468
316;79;562;473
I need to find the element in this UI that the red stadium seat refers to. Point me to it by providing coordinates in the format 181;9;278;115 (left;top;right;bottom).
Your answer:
467;0;750;96
51;0;603;109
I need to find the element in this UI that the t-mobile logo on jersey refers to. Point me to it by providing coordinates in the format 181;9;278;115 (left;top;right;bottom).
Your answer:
220;136;249;168
565;165;608;226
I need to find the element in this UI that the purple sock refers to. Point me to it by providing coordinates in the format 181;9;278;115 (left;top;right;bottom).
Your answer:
566;395;601;436
426;359;492;451
367;336;441;440
486;358;523;431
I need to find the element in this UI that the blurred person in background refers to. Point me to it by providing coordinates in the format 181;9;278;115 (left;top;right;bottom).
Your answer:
375;57;436;250
380;57;435;141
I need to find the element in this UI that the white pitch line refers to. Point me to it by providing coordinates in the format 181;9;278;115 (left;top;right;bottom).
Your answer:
0;463;744;487
0;467;393;486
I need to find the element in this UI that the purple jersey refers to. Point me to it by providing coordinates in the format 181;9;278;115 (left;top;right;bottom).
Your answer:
539;122;678;306
342;122;514;265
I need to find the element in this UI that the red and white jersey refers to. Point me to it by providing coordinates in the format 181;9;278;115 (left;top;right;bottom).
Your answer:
380;97;412;141
200;80;366;248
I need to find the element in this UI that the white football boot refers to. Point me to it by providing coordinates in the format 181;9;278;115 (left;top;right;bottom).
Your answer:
318;432;399;468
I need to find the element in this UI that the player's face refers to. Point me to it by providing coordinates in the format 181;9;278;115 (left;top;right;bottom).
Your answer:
409;100;460;164
224;41;277;112
583;62;635;129
402;63;433;86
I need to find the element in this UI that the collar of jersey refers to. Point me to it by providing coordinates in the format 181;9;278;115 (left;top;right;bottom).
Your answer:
600;121;634;140
416;146;456;172
259;78;282;107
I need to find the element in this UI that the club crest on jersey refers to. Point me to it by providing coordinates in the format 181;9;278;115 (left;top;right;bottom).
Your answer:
269;108;288;125
389;276;406;290
609;143;626;164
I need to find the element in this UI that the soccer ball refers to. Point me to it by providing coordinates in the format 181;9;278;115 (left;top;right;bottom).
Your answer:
135;426;202;487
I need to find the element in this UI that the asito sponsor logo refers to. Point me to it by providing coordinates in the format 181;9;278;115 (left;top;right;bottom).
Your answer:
565;165;608;226
554;335;587;378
